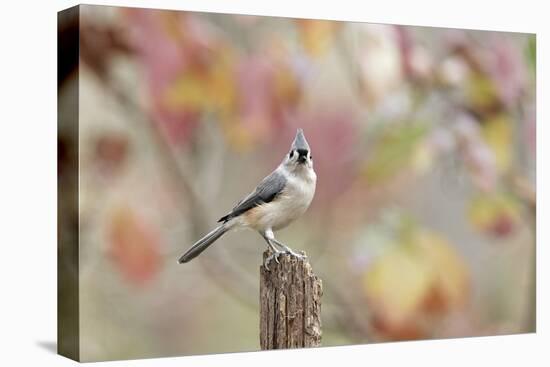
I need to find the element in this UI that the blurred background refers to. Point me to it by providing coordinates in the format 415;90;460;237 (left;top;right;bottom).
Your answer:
58;5;536;361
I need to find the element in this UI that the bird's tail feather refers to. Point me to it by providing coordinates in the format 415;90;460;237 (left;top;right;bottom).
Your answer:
178;225;228;264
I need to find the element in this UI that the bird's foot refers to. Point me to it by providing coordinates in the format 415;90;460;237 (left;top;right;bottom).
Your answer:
285;248;307;260
269;238;307;260
264;250;285;271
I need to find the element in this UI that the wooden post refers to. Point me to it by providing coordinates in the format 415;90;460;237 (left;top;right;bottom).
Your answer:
260;250;322;349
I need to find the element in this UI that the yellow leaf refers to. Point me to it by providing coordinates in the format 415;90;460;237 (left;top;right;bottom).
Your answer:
163;48;237;116
297;19;338;57
363;124;428;183
364;248;432;326
219;116;257;152
163;72;210;111
415;231;469;310
206;49;237;114
468;194;521;236
364;224;470;339
274;66;301;106
466;73;499;114
481;114;513;173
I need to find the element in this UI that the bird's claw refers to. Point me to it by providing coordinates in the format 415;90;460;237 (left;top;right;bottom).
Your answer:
285;249;307;260
264;248;308;270
264;251;284;271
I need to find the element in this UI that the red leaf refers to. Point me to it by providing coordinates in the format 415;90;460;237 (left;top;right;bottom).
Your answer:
108;206;162;286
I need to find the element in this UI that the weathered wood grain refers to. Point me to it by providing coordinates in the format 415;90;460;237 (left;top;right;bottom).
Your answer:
260;250;322;349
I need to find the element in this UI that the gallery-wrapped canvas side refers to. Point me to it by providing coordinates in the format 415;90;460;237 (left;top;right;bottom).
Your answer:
58;5;80;362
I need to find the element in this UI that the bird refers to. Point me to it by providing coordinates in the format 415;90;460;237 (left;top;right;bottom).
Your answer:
178;128;317;270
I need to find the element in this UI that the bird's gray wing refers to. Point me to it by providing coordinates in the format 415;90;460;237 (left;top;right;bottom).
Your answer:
218;170;287;223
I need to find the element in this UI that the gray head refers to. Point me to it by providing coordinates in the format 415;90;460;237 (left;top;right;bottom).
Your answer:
283;129;313;170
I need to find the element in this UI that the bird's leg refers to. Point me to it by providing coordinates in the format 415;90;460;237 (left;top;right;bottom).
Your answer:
261;234;285;271
270;237;307;259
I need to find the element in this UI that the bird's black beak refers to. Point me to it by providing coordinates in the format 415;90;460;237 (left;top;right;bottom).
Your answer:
297;149;308;164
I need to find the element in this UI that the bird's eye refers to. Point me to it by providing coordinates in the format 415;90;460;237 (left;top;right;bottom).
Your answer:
289;150;295;159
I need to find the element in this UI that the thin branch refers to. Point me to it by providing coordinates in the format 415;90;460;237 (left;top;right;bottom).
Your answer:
102;73;259;308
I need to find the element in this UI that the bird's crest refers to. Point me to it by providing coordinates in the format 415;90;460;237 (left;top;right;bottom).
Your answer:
291;128;310;151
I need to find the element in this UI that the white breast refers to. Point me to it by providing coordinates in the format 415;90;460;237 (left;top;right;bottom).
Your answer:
245;167;316;231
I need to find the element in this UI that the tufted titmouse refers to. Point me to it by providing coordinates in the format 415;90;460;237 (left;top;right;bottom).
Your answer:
178;129;316;269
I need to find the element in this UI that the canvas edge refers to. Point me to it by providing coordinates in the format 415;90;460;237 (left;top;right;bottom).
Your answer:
57;4;80;362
